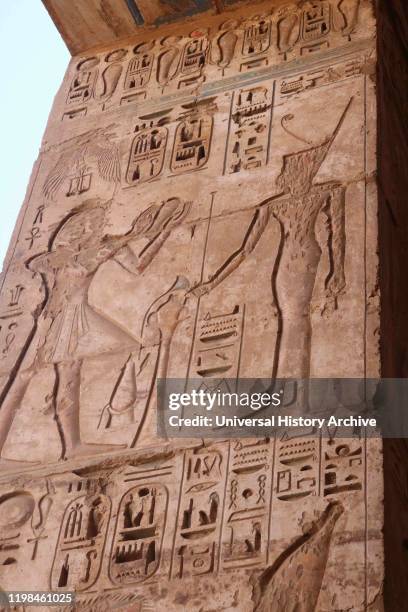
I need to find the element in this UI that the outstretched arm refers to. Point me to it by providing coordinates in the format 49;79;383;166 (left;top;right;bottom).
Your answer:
114;231;171;275
192;205;270;296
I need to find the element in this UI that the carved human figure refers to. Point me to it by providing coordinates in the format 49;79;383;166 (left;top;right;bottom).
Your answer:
0;197;191;465
193;101;352;394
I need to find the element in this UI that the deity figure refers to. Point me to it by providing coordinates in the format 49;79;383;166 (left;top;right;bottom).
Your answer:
193;100;352;395
0;197;191;466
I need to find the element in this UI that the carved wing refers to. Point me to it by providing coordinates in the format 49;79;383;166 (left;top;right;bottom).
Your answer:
90;140;121;184
43;146;87;200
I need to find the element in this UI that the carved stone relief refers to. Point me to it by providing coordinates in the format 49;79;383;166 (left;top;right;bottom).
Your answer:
126;124;169;185
0;434;378;608
225;84;273;174
124;43;151;89
66;58;99;107
0;0;382;609
0;197;192;463
171;106;214;174
210;20;241;73
51;493;110;591
110;484;167;585
240;14;272;72
42;127;121;201
57;0;369;120
252;501;344;611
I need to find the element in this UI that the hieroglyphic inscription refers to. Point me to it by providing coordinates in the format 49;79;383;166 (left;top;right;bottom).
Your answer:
38;437;364;593
222;439;273;570
51;494;110;591
58;2;364;120
67;58;99;107
190;306;244;389
173;448;225;579
275;435;319;501
126;124;169;185
322;439;363;496
110;485;167;584
171;107;214;174
179;32;208;89
240;15;272;71
0;279;27;369
226;85;272;174
0;0;378;606
0;492;35;567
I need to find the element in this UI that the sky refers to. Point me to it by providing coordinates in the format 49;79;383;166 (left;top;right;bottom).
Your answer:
0;1;69;270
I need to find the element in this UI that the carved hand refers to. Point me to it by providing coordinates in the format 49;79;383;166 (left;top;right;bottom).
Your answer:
326;273;346;298
319;295;338;317
189;282;211;298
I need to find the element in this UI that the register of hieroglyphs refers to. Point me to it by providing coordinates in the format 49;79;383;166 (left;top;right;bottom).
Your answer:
0;0;394;609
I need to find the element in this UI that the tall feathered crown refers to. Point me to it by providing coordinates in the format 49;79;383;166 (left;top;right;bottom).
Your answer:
278;98;354;189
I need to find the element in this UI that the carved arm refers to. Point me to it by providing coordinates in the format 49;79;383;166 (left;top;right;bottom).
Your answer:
114;231;171;275
134;230;171;273
192;205;270;296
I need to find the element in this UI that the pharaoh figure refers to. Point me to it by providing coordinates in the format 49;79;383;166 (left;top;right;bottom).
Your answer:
193;100;352;397
0;197;191;465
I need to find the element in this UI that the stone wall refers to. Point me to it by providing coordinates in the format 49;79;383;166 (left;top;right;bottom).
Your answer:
0;1;387;609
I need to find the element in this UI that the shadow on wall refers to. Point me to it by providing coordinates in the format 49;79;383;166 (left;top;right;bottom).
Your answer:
378;0;408;611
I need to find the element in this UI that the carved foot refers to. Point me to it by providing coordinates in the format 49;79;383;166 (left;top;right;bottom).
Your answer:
64;442;127;460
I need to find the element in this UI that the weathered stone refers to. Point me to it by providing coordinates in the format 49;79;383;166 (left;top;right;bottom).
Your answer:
0;0;405;609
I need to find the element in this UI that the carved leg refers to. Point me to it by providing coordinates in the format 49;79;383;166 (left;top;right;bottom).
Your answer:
278;311;312;413
279;312;312;379
0;368;38;468
56;360;126;459
275;265;317;412
56;360;82;454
